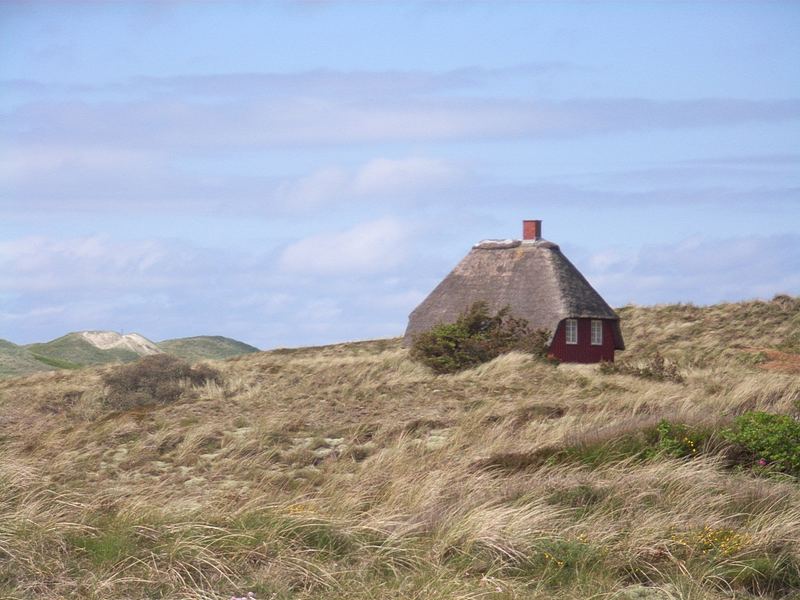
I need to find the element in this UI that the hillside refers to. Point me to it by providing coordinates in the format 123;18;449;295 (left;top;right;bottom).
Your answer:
0;331;259;377
0;338;54;377
25;332;147;367
0;297;798;599
157;335;260;362
618;295;800;368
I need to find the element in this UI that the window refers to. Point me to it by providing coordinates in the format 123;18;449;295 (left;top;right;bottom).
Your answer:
565;319;578;344
591;320;603;345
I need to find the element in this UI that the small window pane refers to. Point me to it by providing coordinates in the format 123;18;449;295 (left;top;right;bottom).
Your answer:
566;319;578;344
591;320;603;345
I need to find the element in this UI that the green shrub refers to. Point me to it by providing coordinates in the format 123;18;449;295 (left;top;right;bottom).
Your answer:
723;411;800;476
653;420;713;458
410;301;550;374
102;354;222;411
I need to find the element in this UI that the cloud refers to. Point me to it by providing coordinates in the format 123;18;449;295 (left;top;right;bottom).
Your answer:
3;148;797;222
0;306;66;321
453;178;800;211
0;64;573;100
352;157;462;195
0;234;228;343
21;98;799;148
682;153;800;167
561;153;800;190
0;228;422;347
274;166;350;211
278;218;410;274
275;157;464;210
3;67;798;218
4;68;799;152
581;234;800;306
0;152;465;215
0;235;205;292
0;145;149;181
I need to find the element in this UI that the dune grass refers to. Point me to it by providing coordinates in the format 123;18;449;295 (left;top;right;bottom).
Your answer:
0;297;799;599
156;336;260;363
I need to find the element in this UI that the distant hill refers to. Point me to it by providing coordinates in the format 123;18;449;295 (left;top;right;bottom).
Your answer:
157;336;260;362
0;331;259;378
25;332;149;368
0;339;55;377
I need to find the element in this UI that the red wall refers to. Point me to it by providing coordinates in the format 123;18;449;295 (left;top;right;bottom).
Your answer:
549;318;616;363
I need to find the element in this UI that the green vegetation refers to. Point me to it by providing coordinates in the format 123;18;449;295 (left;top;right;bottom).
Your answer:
26;332;142;366
652;419;711;458
68;526;140;567
157;335;259;362
0;332;259;379
0;338;55;377
476;418;718;472
724;411;800;476
477;413;800;478
31;353;82;370
410;300;551;373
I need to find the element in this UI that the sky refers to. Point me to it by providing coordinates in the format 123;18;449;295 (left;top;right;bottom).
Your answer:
1;1;799;348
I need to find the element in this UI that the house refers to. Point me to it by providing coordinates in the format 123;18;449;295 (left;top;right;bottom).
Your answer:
403;220;625;363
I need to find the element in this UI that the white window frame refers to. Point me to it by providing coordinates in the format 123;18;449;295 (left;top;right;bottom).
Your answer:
565;318;578;345
591;320;603;346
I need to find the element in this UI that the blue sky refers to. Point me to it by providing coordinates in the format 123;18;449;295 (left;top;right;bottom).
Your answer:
1;1;799;348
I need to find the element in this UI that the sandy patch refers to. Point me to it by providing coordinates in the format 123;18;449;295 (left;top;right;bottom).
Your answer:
81;331;162;356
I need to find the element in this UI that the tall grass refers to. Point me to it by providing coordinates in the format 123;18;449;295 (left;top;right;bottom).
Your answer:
0;297;798;598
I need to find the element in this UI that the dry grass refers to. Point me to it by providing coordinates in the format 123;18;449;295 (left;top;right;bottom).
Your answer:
0;297;799;599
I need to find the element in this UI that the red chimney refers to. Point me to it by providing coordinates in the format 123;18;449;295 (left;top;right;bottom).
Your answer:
522;220;541;240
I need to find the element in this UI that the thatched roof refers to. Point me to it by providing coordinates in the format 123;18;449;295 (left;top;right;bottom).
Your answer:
404;238;625;349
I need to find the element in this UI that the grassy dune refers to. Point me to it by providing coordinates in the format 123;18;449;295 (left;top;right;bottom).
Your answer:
157;336;260;362
0;297;799;599
25;333;143;367
0;339;55;377
0;333;259;379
